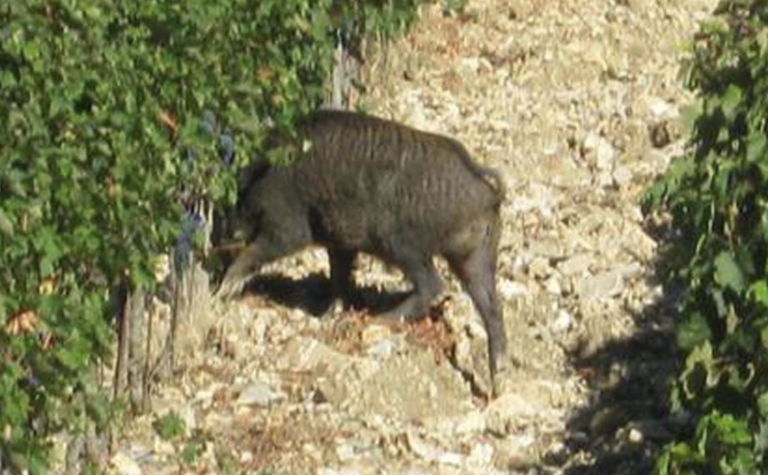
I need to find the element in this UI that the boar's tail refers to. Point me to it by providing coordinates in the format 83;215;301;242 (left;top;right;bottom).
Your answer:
473;163;507;201
449;138;507;202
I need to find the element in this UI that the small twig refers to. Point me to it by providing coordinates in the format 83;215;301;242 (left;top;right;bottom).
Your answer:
141;302;154;412
113;280;130;400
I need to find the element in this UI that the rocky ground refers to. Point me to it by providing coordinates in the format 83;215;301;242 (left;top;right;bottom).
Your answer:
104;0;717;474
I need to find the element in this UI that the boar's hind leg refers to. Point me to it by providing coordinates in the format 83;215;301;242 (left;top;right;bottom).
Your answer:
445;214;507;388
380;254;443;320
328;247;360;309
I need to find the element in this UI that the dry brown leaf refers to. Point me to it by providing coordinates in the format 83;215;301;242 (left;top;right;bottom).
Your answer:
158;110;178;133
4;310;40;335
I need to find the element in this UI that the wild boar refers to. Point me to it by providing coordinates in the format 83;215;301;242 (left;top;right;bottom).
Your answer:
215;110;508;389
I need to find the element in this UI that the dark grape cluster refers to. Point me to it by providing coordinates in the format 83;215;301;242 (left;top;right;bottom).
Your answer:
197;109;236;165
174;210;206;270
218;129;235;166
199;109;217;137
175;110;234;267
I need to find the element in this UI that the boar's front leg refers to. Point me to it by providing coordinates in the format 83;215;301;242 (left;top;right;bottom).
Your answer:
215;233;300;299
215;243;265;299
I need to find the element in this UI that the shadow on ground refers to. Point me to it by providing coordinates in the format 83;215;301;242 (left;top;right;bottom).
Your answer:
244;272;412;317
560;281;691;475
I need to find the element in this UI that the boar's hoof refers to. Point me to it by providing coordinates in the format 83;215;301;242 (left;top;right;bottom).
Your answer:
214;277;246;301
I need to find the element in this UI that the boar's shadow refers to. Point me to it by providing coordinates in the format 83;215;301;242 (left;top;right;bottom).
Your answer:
243;272;411;318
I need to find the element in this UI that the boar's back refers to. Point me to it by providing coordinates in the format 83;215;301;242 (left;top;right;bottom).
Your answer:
298;110;502;196
285;110;504;250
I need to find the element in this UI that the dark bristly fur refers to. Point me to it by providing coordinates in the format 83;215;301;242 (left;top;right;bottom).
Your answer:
216;110;508;392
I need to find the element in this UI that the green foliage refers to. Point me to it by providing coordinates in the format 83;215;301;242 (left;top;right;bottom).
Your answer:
643;1;768;473
153;413;186;442
0;0;424;472
152;418;208;469
330;0;425;43
179;430;207;467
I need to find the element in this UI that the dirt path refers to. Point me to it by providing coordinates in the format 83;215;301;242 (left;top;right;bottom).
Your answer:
106;1;716;474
